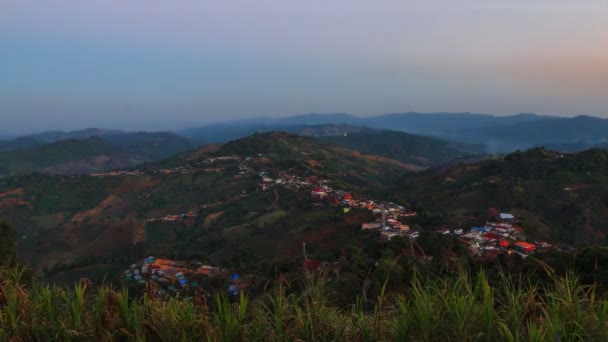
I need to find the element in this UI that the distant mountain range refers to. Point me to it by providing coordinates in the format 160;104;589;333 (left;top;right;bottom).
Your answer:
3;112;608;176
0;130;199;176
0;123;485;175
179;112;608;153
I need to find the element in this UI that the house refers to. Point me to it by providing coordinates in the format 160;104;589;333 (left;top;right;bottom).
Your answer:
484;233;502;242
514;241;536;252
471;227;489;234
195;265;223;277
311;187;327;200
500;213;515;220
396;224;410;231
362;222;382;230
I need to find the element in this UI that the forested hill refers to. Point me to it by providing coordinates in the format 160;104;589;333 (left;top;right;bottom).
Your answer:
394;148;608;243
320;129;481;167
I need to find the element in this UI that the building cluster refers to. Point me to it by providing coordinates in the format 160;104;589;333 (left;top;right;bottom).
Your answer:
145;210;198;222
122;256;223;295
90;170;143;177
311;185;418;240
438;213;552;258
259;171;315;191
156;156;242;175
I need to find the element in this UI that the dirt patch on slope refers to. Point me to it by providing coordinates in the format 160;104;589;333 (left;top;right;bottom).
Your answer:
0;188;24;198
71;195;122;224
113;177;159;194
0;197;32;209
203;211;224;229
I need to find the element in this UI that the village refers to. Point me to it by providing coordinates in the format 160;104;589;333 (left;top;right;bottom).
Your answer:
439;214;544;258
310;185;419;240
122;256;224;294
97;152;562;293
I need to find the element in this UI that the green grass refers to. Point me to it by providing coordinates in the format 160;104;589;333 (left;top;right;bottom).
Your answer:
3;265;608;341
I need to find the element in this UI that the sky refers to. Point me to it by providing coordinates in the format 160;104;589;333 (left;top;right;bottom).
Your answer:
1;0;607;135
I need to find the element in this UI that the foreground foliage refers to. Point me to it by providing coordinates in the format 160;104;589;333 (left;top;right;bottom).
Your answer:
2;266;608;341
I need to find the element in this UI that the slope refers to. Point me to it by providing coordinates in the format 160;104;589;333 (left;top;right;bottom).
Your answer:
0;132;416;274
0;132;199;176
320;129;482;167
0;137;119;175
393;147;608;243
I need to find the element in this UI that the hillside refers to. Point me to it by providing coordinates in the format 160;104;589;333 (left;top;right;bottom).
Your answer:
0;132;416;275
393;148;608;243
0;137;44;152
0;137;119;175
3;132;608;286
320;129;482;167
178;124;483;168
23;128;123;143
0;132;198;176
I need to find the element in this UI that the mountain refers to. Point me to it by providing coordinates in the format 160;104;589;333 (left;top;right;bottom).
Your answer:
102;132;199;160
0;137;45;152
320;129;482;167
0;132;199;176
0;137;119;175
460;115;608;152
360;112;545;136
282;123;372;138
179;112;546;143
0;132;417;274
180;112;608;154
23;128;123;143
2;130;608;287
392;147;608;244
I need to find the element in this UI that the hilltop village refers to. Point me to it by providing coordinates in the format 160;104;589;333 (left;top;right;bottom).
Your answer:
95;151;569;296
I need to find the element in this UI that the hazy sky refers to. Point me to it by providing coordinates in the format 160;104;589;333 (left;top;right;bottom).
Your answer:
1;1;607;135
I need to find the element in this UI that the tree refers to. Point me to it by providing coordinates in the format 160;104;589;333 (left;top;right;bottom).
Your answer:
0;220;17;267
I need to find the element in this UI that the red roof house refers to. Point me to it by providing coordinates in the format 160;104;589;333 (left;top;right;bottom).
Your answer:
514;241;536;252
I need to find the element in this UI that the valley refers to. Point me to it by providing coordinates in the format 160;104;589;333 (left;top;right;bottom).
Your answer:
1;130;606;287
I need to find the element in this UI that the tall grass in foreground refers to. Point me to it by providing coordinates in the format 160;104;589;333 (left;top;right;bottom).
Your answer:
2;266;608;341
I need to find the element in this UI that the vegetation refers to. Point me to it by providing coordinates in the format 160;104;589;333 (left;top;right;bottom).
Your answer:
3;264;608;340
0;132;197;176
321;129;481;167
0;221;17;267
395;147;608;244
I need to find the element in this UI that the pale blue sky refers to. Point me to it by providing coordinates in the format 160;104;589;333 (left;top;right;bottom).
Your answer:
1;1;607;135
